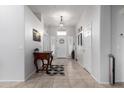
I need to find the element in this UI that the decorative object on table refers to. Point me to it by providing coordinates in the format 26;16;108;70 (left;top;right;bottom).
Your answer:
34;48;39;52
47;65;65;76
33;29;41;42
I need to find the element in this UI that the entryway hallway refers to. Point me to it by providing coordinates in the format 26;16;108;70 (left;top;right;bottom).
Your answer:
0;58;124;88
1;5;124;88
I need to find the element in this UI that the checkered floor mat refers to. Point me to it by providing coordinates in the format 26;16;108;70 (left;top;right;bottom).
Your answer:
47;65;65;76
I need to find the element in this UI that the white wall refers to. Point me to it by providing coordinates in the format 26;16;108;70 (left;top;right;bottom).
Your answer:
76;6;112;83
24;6;44;80
100;6;111;83
0;6;25;81
91;6;101;82
111;5;124;82
0;6;49;81
0;5;113;83
76;6;101;82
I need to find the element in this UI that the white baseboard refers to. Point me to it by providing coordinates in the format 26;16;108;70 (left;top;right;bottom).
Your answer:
115;80;124;83
77;61;85;68
55;57;71;59
91;74;110;84
90;74;100;82
99;82;110;84
77;61;110;84
0;70;35;82
77;61;111;84
25;70;36;81
0;80;25;82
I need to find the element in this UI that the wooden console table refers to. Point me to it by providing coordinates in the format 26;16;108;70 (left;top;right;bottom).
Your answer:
33;51;53;73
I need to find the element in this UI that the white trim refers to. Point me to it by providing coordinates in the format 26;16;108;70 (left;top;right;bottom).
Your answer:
91;73;100;82
100;80;124;83
77;61;100;83
115;80;124;83
56;57;70;59
25;70;35;81
99;82;110;84
0;70;35;82
77;60;85;69
54;53;71;59
0;80;25;82
91;73;110;84
77;60;111;84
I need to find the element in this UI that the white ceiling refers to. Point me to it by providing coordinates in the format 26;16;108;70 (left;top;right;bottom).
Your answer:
28;5;86;27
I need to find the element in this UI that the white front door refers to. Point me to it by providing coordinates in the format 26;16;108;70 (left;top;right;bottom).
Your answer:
56;36;67;58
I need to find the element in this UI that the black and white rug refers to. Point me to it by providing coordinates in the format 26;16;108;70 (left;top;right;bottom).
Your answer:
47;65;65;76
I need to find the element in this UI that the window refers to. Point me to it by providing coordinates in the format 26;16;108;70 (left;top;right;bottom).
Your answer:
57;31;67;36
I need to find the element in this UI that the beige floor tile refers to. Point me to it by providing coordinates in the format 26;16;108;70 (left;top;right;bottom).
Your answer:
34;78;54;88
0;58;123;88
69;79;88;88
0;82;20;88
16;80;38;88
84;80;104;88
52;79;71;88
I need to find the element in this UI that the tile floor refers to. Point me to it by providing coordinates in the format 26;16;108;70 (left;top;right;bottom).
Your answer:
0;58;124;88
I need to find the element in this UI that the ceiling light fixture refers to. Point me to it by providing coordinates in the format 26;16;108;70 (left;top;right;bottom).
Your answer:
58;16;66;31
59;16;64;27
57;16;67;35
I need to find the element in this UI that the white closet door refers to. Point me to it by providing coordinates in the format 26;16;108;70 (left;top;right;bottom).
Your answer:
68;36;73;57
50;36;56;56
43;34;49;51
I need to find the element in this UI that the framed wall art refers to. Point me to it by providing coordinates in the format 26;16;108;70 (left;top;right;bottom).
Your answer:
80;33;82;46
33;29;41;42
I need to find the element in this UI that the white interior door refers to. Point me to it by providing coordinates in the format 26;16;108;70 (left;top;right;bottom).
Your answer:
68;36;73;57
83;25;92;73
56;36;67;58
43;34;49;51
50;36;56;56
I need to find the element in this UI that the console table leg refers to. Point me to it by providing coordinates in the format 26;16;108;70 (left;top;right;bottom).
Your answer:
34;59;39;73
46;59;50;74
49;55;53;68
